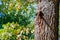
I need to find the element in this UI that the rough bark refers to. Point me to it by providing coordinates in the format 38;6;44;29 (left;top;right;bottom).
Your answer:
34;0;59;40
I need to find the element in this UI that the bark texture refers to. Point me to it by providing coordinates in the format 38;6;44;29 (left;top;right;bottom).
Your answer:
34;0;58;40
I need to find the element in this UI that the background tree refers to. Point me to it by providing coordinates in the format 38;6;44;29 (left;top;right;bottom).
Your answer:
34;0;59;40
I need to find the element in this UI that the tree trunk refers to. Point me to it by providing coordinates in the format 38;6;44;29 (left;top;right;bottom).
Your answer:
34;0;59;40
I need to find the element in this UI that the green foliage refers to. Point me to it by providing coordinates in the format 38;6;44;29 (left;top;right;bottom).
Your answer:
0;0;36;26
0;22;34;40
0;0;36;40
59;5;60;37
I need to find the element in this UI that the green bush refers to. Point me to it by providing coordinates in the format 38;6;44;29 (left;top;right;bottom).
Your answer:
0;0;36;40
0;22;34;40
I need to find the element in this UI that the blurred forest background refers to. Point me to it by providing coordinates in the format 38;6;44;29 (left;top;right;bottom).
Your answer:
0;0;59;40
0;0;36;40
58;2;60;40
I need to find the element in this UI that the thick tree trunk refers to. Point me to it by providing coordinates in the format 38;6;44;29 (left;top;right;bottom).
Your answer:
34;0;59;40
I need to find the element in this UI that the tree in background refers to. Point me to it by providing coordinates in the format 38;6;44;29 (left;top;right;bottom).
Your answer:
34;0;59;40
